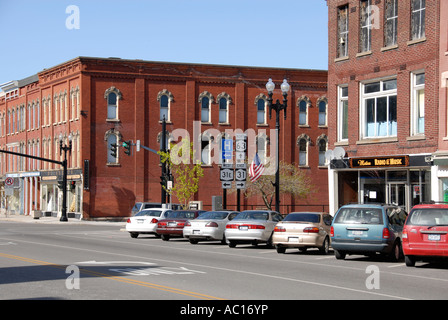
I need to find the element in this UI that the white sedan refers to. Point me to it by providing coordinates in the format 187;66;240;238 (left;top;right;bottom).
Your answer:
126;208;172;238
225;210;284;248
183;211;239;244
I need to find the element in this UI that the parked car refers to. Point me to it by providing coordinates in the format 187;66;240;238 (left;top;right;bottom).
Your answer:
131;202;182;216
126;208;172;238
331;203;407;261
225;210;283;248
402;203;448;267
183;210;239;244
273;212;332;254
156;210;205;241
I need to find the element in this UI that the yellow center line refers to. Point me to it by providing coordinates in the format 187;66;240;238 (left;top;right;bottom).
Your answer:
0;252;224;300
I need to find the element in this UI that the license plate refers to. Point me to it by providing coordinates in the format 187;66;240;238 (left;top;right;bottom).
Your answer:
239;226;248;231
193;230;201;235
137;219;144;224
350;230;364;236
428;234;441;241
288;237;299;243
168;222;177;227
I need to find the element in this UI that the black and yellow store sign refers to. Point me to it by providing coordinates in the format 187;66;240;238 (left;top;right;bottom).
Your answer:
350;156;409;168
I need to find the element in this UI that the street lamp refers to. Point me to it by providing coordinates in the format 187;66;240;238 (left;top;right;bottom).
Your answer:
266;78;289;213
59;133;73;222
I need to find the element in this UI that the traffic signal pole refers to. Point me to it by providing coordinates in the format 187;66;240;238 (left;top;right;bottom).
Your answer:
0;149;68;221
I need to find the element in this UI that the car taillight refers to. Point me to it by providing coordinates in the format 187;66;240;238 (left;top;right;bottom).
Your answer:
303;227;319;233
248;225;265;230
330;226;334;237
274;226;286;232
185;221;191;227
383;228;390;239
127;219;131;223
402;229;408;242
226;224;238;229
178;222;185;227
158;222;167;227
151;218;158;224
206;222;219;228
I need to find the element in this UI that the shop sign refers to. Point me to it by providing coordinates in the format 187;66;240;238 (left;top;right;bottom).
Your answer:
350;156;409;168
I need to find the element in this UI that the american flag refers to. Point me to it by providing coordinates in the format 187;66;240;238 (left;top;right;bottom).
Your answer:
249;153;265;182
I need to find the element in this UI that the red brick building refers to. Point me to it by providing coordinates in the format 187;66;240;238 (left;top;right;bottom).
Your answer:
0;57;328;218
326;0;447;214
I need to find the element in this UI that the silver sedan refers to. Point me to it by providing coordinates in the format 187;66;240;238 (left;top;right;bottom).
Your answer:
225;210;283;248
183;211;239;244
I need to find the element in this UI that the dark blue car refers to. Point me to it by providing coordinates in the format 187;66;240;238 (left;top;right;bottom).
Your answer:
331;204;407;261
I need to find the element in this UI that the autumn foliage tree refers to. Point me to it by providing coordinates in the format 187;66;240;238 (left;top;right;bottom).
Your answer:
242;161;316;210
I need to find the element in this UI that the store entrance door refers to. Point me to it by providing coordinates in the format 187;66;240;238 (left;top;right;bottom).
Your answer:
388;182;407;210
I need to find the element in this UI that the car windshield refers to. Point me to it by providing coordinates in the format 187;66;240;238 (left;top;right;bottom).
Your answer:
234;211;269;221
284;213;320;223
135;210;162;217
198;211;229;220
334;208;383;225
407;209;448;227
166;211;197;219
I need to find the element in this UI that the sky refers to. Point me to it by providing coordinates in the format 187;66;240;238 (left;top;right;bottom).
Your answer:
0;0;328;88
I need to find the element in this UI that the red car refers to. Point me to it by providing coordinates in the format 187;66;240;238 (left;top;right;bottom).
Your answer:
402;203;448;267
156;210;205;241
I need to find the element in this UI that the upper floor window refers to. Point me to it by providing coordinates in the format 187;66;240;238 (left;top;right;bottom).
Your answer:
104;87;122;121
361;78;397;139
199;91;213;123
254;94;267;125
318;135;328;166
411;0;425;40
337;5;349;58
297;135;310;166
360;0;372;53
105;129;121;165
318;97;328;126
297;96;310;126
384;0;398;47
157;89;174;122
217;92;231;124
411;72;425;136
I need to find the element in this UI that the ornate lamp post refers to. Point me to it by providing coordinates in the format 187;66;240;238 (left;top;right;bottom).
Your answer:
266;78;290;213
59;133;72;222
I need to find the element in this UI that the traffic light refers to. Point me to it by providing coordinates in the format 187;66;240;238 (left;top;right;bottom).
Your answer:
123;140;131;156
110;143;118;158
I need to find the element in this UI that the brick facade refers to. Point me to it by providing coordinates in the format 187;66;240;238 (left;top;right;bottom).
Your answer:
326;0;447;213
0;57;328;218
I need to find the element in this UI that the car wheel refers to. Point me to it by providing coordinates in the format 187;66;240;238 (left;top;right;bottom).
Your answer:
405;255;416;267
161;234;170;241
228;240;237;248
276;246;286;254
130;233;138;238
319;237;330;255
389;240;402;262
334;249;346;260
189;239;199;244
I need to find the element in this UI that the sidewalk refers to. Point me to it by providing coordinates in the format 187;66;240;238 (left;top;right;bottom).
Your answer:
0;213;127;226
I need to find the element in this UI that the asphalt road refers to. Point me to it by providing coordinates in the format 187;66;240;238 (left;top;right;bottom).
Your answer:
1;220;447;305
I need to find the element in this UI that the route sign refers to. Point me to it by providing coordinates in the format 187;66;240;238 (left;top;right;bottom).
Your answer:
235;169;247;181
220;168;234;181
222;181;232;189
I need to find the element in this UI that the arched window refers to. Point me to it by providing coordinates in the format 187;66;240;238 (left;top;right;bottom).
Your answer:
297;134;310;166
297;96;310;126
317;135;328;166
199;91;213;123
157;89;174;122
104;129;122;164
217;92;232;124
318;97;328;126
254;94;267;125
104;87;122;121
